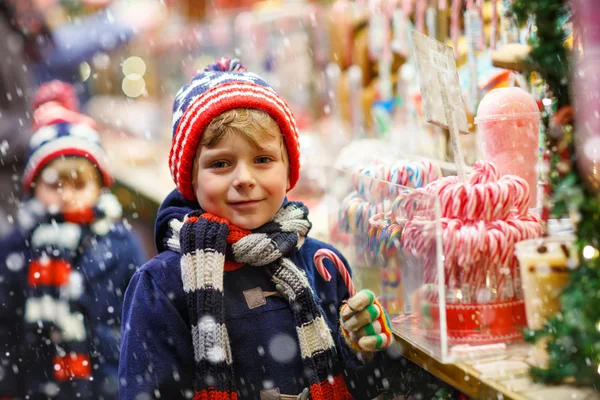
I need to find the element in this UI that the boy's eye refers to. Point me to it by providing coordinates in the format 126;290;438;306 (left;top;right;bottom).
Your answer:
72;180;87;190
255;156;273;164
210;160;229;169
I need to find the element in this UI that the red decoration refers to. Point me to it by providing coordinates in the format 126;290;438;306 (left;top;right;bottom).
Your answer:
422;299;527;344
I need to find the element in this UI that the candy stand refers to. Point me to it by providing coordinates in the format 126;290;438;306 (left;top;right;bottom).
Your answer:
323;0;600;396
64;0;600;397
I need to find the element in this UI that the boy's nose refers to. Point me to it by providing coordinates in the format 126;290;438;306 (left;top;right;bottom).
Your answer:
233;163;256;188
61;186;77;204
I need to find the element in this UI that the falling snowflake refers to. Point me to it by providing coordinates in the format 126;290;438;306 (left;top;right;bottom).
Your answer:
268;333;297;363
207;346;226;364
5;252;25;272
262;380;274;389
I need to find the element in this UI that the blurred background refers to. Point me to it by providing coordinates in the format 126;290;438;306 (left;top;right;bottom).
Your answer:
0;0;535;258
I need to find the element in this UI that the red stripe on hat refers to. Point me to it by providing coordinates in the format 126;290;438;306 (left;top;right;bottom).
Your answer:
28;258;72;287
170;83;296;181
170;82;300;201
172;84;298;176
170;82;298;178
53;354;91;381
22;147;113;192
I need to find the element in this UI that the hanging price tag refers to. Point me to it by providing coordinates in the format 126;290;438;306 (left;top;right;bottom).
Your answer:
411;31;469;181
410;32;469;134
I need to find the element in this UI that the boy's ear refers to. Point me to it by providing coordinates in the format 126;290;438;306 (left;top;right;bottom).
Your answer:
287;176;291;191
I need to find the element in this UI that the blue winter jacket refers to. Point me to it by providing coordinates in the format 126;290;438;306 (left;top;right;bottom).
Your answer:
0;220;145;399
119;190;391;400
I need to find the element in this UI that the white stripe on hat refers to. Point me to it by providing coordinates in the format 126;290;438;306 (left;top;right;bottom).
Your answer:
29;126;59;148
171;83;297;179
171;83;297;181
174;71;270;106
23;136;111;186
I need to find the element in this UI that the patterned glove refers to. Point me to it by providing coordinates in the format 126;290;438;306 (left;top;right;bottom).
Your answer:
340;289;394;352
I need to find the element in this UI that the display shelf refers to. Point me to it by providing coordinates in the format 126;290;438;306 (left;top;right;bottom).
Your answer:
393;329;599;400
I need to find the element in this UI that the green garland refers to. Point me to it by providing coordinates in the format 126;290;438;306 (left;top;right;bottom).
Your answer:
508;0;600;387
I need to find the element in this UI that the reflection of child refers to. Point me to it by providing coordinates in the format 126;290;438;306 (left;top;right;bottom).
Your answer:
119;58;394;400
0;81;145;400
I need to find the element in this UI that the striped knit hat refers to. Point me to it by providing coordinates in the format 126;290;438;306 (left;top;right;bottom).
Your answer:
23;81;112;192
170;58;301;201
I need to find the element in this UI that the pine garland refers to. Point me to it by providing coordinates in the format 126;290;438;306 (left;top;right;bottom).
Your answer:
508;0;600;388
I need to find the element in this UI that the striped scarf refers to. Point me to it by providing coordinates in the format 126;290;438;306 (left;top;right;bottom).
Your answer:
22;194;122;397
167;202;353;400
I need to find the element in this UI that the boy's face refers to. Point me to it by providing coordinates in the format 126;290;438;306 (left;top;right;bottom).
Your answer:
194;132;289;230
34;158;102;213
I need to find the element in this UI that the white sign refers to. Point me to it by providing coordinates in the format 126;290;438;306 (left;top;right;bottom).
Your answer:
411;31;469;135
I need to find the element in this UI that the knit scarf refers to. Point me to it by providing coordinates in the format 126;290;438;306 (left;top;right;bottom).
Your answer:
167;202;352;400
22;193;122;398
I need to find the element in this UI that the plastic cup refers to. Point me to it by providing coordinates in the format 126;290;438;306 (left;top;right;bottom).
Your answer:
475;87;540;208
515;236;575;330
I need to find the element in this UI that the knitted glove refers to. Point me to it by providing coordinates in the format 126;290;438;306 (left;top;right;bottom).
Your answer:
340;289;394;352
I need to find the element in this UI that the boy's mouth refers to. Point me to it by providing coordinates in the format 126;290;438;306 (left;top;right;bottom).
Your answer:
228;199;263;208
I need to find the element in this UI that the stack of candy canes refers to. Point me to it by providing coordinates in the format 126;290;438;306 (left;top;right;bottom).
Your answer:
401;161;542;304
337;160;442;259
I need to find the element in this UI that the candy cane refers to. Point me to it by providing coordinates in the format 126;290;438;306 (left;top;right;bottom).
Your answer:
314;249;356;297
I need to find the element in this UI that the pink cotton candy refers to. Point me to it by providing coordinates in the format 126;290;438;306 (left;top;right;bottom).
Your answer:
476;88;540;208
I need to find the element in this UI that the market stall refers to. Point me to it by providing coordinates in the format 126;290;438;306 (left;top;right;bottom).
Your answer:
45;0;600;398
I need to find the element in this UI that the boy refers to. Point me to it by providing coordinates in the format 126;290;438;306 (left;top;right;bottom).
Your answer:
119;59;394;400
0;81;145;399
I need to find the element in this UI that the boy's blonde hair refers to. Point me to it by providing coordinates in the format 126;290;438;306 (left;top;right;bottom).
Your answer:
204;109;286;156
195;108;289;164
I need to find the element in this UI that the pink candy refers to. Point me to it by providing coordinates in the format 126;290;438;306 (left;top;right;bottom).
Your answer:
402;161;542;303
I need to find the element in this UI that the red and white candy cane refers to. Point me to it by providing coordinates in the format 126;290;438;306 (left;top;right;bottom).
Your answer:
314;249;356;297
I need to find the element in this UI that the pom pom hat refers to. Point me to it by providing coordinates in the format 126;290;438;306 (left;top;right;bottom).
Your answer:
22;81;112;192
169;58;301;201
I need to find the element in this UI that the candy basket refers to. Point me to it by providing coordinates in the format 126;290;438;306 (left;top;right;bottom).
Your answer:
323;166;536;363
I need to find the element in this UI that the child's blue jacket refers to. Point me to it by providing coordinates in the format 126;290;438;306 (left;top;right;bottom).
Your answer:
0;219;145;399
119;190;391;400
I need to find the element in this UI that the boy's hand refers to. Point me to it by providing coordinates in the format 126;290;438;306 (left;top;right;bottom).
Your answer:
340;289;394;352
